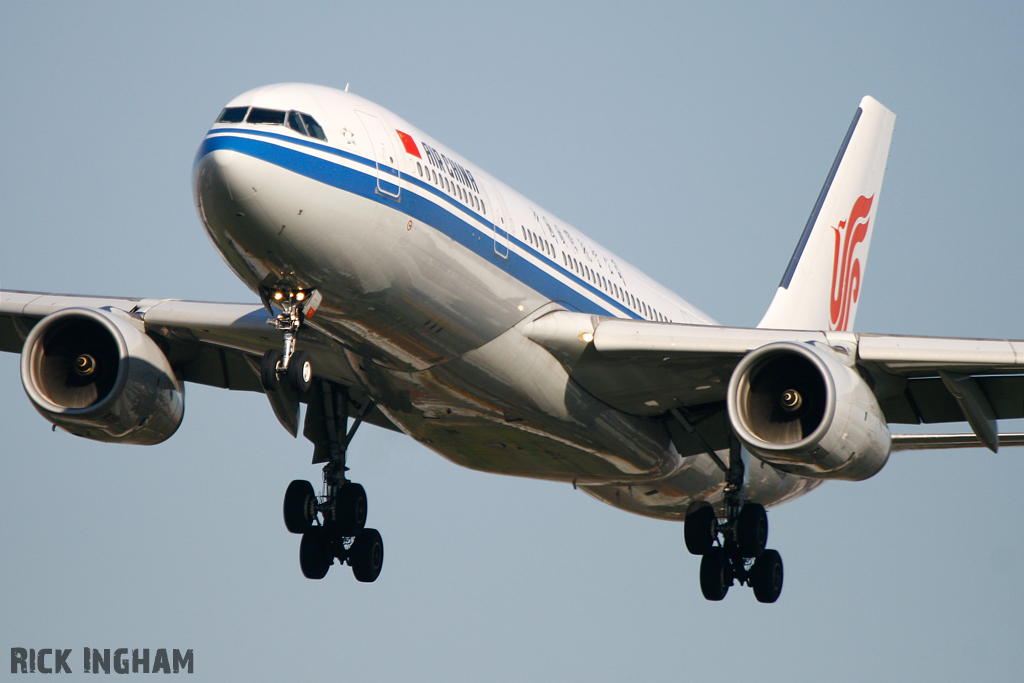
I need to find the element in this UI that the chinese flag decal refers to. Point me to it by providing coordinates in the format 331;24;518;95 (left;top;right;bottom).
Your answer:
829;195;873;331
396;130;421;158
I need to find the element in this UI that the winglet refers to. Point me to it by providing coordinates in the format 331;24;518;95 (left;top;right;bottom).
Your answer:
758;97;896;331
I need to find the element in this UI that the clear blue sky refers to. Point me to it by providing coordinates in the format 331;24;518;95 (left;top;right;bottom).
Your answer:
2;2;1022;680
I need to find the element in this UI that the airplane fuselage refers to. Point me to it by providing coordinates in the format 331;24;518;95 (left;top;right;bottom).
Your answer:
192;83;821;520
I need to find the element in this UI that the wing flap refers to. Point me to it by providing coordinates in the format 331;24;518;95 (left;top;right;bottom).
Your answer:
859;334;1023;374
891;433;1024;451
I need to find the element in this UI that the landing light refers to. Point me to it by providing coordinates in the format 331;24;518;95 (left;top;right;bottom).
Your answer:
579;332;594;343
295;291;306;301
273;291;284;301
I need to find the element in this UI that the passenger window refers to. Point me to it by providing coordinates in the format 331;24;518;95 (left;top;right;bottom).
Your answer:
217;106;248;123
481;201;486;214
287;111;308;135
247;108;286;125
417;162;423;177
300;113;327;141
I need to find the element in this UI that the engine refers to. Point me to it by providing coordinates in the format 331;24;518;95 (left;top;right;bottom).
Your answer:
727;341;890;481
20;307;184;445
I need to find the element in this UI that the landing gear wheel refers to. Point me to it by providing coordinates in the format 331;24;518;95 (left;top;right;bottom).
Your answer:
699;547;730;601
350;528;384;583
260;349;283;392
751;549;783;603
287;350;313;394
299;527;332;580
334;483;367;537
737;502;768;558
283;480;318;534
684;501;717;555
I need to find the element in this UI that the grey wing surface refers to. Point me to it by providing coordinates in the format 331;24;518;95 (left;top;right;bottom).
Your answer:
524;311;1024;455
0;290;398;435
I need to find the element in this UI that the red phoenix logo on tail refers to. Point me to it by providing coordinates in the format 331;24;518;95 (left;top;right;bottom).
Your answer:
829;194;874;331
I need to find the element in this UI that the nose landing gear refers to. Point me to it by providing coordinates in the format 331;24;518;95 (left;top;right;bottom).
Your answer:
259;287;320;394
683;434;784;603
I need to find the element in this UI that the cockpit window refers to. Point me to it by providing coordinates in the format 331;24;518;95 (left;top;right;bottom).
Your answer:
287;110;308;136
300;113;327;141
223;105;327;142
217;106;249;124
247;108;287;125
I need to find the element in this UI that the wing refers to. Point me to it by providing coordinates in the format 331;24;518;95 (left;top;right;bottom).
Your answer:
0;290;398;436
523;311;1024;455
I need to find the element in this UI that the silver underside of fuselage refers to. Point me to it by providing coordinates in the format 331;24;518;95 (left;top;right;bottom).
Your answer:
193;143;822;521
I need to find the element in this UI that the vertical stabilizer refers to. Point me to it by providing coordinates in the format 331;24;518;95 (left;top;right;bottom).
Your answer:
758;97;896;331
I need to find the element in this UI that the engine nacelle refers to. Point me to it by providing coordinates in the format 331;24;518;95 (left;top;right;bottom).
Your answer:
20;307;184;445
727;341;890;481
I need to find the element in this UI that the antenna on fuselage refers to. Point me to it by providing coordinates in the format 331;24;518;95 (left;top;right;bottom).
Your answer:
345;83;350;92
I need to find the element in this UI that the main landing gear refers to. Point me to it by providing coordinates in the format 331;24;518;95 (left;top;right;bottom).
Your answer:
683;435;784;603
282;381;384;582
258;285;383;582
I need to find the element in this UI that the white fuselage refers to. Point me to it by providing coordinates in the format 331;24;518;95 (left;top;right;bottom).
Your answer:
192;83;822;520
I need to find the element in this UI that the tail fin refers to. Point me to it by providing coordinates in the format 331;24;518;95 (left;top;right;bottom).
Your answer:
758;96;896;331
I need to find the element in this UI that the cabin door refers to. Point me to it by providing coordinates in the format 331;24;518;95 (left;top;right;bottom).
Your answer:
356;111;401;200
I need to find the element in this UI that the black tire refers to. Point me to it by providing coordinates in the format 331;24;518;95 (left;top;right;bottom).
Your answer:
332;483;368;537
737;502;768;558
260;349;283;392
287;350;313;394
283;480;317;534
684;501;717;555
699;547;730;601
350;528;384;583
299;527;332;580
751;549;784;603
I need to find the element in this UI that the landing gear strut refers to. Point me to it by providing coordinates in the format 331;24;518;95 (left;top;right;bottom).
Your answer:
683;433;784;603
283;379;384;582
259;287;317;394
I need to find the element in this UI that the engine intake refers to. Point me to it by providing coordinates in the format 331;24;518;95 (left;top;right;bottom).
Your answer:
21;308;184;445
727;341;890;481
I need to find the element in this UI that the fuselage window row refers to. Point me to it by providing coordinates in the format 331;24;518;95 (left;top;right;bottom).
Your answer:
415;155;484;214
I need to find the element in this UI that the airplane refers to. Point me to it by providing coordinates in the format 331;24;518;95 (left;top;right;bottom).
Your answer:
2;83;1022;602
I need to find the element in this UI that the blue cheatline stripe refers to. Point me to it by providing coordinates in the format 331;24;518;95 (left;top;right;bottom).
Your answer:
778;106;863;290
204;128;635;310
197;132;642;319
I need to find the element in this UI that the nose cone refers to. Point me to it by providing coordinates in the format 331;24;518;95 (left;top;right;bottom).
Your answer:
192;143;282;289
193;147;258;203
